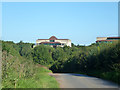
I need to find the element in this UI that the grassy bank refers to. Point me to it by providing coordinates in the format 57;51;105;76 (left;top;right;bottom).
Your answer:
2;51;59;88
14;67;59;88
2;41;59;88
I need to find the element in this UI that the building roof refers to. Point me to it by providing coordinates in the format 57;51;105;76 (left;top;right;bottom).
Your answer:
37;36;69;40
107;37;120;39
49;36;58;40
41;42;61;44
96;40;117;42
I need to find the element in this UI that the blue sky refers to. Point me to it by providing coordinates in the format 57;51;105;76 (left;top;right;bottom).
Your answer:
2;2;118;45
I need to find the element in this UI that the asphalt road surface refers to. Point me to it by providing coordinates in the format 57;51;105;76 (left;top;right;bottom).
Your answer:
50;73;119;88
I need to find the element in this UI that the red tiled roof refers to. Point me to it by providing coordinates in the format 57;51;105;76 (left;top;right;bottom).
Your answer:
49;36;57;40
37;36;69;40
40;42;61;44
37;39;69;40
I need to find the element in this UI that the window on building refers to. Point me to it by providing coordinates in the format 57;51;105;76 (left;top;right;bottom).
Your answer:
50;40;55;42
55;43;61;45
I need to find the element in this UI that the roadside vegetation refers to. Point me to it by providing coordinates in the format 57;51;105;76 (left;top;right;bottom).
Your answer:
2;40;120;88
2;41;59;88
32;41;120;84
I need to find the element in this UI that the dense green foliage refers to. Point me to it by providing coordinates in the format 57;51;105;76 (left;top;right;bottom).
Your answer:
2;41;59;88
32;44;54;67
2;40;120;87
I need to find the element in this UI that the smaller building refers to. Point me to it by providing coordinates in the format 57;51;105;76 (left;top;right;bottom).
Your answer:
35;36;71;48
96;37;120;43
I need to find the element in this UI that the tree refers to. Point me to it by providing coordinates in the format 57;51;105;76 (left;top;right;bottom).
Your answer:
33;45;53;67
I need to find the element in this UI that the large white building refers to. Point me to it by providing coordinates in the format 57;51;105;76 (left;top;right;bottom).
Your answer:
35;36;71;48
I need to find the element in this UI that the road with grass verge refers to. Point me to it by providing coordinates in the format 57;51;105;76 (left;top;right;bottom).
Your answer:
50;73;119;88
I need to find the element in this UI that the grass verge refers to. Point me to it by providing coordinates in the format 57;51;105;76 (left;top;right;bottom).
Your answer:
2;51;59;88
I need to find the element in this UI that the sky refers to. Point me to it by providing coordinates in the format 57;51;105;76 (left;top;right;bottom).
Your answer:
2;2;118;45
